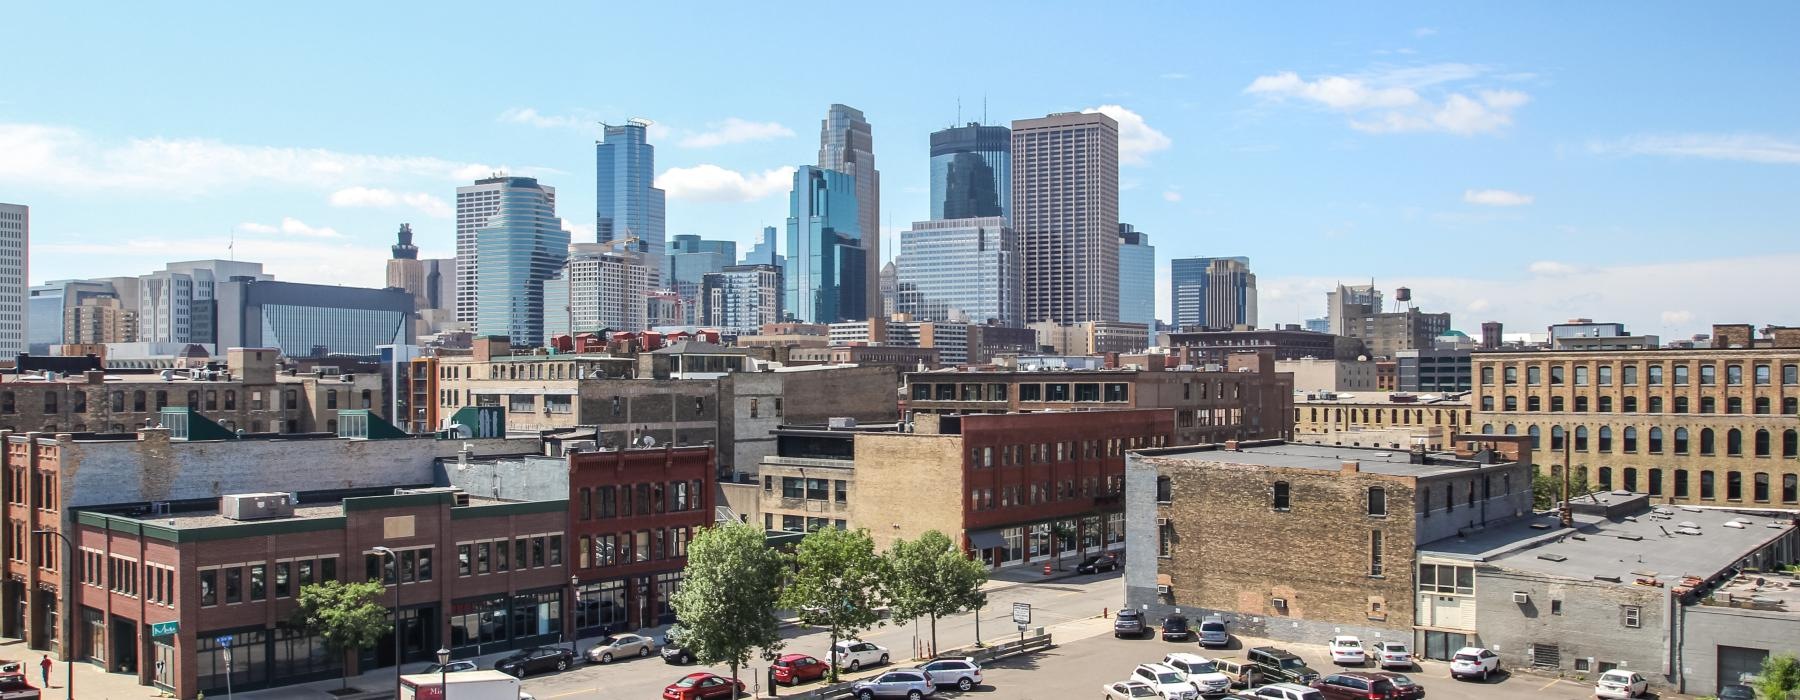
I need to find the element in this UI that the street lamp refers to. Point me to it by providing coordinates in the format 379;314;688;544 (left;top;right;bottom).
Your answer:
435;647;451;699
567;575;580;658
32;530;74;700
371;546;401;700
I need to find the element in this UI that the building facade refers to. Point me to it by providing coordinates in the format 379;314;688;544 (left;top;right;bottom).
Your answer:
457;176;567;344
894;217;1021;327
930;123;1010;221
213;279;413;357
1165;327;1366;365
1012;112;1120;324
1326;284;1384;337
1170;256;1256;331
1117;225;1157;344
818;104;881;315
0;204;24;357
386;224;457;338
701;264;781;336
1343;308;1452;359
783;166;866;324
669;235;737;324
1276;357;1379;393
1027;320;1151;355
595;121;668;283
1396;348;1473;392
1293;392;1473;452
543;243;651;340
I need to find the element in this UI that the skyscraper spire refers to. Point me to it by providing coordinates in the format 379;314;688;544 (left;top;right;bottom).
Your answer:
391;223;419;260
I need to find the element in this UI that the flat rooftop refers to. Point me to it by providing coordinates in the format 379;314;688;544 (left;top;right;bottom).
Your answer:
1141;442;1499;478
1420;496;1796;587
129;493;520;530
1296;391;1470;406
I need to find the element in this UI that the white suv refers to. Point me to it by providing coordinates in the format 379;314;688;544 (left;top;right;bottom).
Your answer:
1449;646;1500;681
1161;653;1233;697
833;640;891;672
1132;663;1199;700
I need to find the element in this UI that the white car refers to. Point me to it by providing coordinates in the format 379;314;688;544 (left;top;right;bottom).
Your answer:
832;639;891;671
1327;636;1366;666
1104;680;1161;699
1251;683;1323;700
1449;646;1501;681
1161;653;1233;697
1594;670;1649;699
1132;663;1200;700
1374;641;1413;670
918;657;983;691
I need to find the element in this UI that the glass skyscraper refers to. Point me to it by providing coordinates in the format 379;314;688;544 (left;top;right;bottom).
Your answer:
596;121;667;284
462;176;567;344
818;105;880;317
1117;224;1157;343
929;123;1011;221
1171;256;1256;331
895;217;1020;326
783;166;866;324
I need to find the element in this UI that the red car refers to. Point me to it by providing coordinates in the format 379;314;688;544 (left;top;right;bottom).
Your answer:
772;654;830;685
663;672;746;700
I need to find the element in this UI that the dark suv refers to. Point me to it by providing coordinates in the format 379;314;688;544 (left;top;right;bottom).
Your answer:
1311;673;1398;700
1160;613;1192;641
1248;646;1320;686
1114;609;1148;638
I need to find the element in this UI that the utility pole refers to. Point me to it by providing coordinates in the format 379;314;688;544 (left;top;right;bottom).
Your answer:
1557;437;1573;528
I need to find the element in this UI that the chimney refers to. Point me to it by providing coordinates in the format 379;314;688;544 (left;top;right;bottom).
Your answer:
1224;440;1241;451
84;370;105;384
1341;460;1361;474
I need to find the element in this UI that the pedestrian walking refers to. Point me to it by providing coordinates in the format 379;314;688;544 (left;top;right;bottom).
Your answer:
38;654;51;688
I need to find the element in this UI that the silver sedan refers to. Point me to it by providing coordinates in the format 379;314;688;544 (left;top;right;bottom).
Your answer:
586;633;657;663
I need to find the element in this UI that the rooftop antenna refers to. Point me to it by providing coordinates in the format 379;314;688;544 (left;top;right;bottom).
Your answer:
957;97;962;127
983;94;988;125
228;230;235;261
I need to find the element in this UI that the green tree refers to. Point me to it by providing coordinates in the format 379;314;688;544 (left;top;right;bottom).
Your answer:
883;530;988;656
292;580;389;690
1532;468;1592;510
669;523;787;699
1757;653;1800;700
780;526;887;681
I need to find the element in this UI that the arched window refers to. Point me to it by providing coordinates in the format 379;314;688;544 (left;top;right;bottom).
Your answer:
1528;426;1541;448
1622;427;1637;452
1699;428;1715;455
1726;429;1742;456
155;390;168;409
1574;426;1589;451
1551;426;1565;450
1367;487;1387;516
1271;481;1291;510
1597;466;1612;490
224;390;236;410
1785;430;1798;458
1700;471;1716;499
1503;424;1518;435
1481;424;1493;434
1727;471;1743;500
1755;430;1771;457
132;391;146;412
1754;473;1770;502
1597;427;1612;452
1784;474;1798;504
1674;397;1689;413
1672;428;1687;454
1623;467;1638;492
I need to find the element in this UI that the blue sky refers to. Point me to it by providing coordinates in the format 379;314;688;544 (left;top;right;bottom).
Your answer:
4;2;1797;338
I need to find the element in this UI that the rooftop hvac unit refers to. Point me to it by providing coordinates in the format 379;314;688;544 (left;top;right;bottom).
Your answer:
1157;584;1172;595
1512;592;1530;604
220;492;295;521
1270;597;1287;609
395;486;471;506
827;417;859;429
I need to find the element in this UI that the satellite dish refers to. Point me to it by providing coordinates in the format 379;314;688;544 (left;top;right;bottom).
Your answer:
640;435;657;447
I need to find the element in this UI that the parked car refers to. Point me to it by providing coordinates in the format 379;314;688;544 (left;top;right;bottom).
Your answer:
833;640;892;671
0;673;38;700
1368;672;1423;700
1717;684;1756;700
493;646;576;677
1198;615;1231;648
1212;658;1262;689
771;654;831;685
1328;637;1366;666
1310;673;1398;700
1373;642;1413;671
1248;646;1321;686
850;668;936;699
1593;670;1648;699
1162;653;1233;697
1104;680;1161;699
1114;609;1148;638
918;657;983;691
1447;647;1500;681
587;633;657;663
1133;663;1201;700
1162;614;1194;641
421;659;479;675
1078;553;1121;574
1250;682;1324;700
662;672;746;700
661;625;695;665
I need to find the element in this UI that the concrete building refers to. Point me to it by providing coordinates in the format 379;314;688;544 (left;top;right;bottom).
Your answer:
754;423;883;534
1416;491;1798;690
701;264;781;335
783;166;866;324
1164;327;1367;365
668;235;736;323
386;224;457;338
1117;225;1157;344
1124;438;1533;645
1396;348;1473;392
1471;322;1800;507
930;122;1009;221
828;318;979;366
456;176;567;345
0;203;24;357
905;352;1293;447
1012;112;1119;324
894;217;1021;326
135;260;272;350
1170;256;1256;331
819;105;881;314
543;242;651;340
213;279;413;357
1326;284;1383;337
595;121;668;283
785;345;938;372
1293;392;1473;452
1028;320;1151;355
1342;307;1452;359
716;366;899;479
1277;357;1379;393
28;280;138;352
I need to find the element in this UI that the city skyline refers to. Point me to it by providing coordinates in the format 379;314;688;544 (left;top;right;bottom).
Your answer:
4;3;1799;338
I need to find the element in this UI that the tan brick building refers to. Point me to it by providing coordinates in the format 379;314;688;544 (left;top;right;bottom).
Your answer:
1294;392;1473;451
1471;323;1800;506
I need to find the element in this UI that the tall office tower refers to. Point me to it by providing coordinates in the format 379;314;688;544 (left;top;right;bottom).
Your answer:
1011;112;1120;324
1170;256;1256;331
818;104;880;314
456;176;567;344
136;260;271;347
541;243;650;343
669;235;738;324
595;120;668;284
702;265;782;335
0;203;26;356
1326;283;1384;336
1116;224;1157;343
930;123;1011;221
742;225;783;268
783;166;866;324
27;279;134;352
385;223;457;337
878;261;897;317
895;217;1020;326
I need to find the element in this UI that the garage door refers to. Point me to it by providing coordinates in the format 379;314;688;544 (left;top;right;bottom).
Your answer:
1718;645;1768;692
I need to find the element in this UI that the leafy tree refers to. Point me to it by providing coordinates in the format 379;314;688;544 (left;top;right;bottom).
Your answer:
1757;653;1800;700
669;523;787;699
1532;468;1592;510
292;580;389;690
780;526;887;681
1047;522;1078;570
883;530;987;655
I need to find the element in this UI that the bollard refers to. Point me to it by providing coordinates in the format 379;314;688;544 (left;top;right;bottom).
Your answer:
1043;562;1052;575
1103;607;1109;618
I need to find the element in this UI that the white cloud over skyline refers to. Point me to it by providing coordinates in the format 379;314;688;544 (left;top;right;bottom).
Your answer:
656;164;796;202
328;186;453;218
1464;188;1534;206
677;118;796;148
1244;64;1530;135
1590;133;1800;165
1082;105;1172;164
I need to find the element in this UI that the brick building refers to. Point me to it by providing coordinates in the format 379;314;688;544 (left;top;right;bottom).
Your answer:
1162;327;1366;365
1471;322;1800;507
1124;438;1532;644
1294;392;1473;452
74;487;566;698
903;351;1293;447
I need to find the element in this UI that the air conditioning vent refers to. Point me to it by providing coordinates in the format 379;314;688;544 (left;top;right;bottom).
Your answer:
1512;591;1530;604
1270;597;1287;609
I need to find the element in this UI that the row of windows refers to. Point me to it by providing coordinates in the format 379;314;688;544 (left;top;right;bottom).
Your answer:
909;382;1132;403
969;435;1165;468
1484;362;1800;387
1552;464;1800;504
455;535;562;576
1489;424;1800;459
1485;394;1799;415
1303;407;1470;426
972;476;1124;511
577;481;704;519
3;468;56;510
576;527;691;568
363;546;435;585
0;387;358;415
769;477;846;503
200;557;340;607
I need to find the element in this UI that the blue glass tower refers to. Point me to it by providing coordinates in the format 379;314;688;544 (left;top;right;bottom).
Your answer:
1171;256;1255;331
468;177;568;344
930;123;1011;222
1117;224;1157;342
783;166;866;323
596;121;667;284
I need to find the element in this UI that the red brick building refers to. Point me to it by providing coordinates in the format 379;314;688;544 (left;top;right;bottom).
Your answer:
566;446;714;635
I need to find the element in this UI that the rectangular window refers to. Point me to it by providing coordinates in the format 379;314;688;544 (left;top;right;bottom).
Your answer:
249;563;265;601
1622;605;1641;628
224;567;242;604
457;544;472;576
515;538;528;569
200;570;218;606
548;535;562;566
1157;519;1173;557
275;562;291;598
1369;530;1384;577
476;542;491;574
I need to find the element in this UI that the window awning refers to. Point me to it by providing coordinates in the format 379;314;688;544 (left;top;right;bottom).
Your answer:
967;529;1007;549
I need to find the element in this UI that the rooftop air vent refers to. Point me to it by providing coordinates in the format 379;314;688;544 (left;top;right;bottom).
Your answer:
1529;523;1552;530
1593;575;1622;583
1723;521;1746;529
1617;534;1643;541
1537;553;1568;562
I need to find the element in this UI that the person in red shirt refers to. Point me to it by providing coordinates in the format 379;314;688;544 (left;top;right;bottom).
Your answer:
38;655;50;688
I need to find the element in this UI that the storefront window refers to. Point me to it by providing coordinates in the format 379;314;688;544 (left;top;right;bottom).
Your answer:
654;572;682;625
195;630;268;693
575;580;627;635
449;596;509;653
271;624;341;684
510;591;562;642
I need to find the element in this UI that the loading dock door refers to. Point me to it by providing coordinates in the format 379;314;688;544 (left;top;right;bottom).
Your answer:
1718;645;1768;692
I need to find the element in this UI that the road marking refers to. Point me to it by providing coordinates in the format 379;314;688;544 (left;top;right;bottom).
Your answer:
1538;678;1565;691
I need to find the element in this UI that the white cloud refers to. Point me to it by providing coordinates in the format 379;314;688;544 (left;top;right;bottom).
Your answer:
1414;27;1439;38
496;107;598;130
1244;66;1529;136
677;118;796;148
1466;298;1491;312
1590;133;1800;165
1081;105;1172;165
656;164;796;202
0;122;503;193
1528;260;1578;276
1463;188;1534;206
1662;310;1694;325
1162;189;1183;202
562;220;594;242
237;217;343;239
328;186;453;218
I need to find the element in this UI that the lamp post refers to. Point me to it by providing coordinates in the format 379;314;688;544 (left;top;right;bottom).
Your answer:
32;529;75;700
567;575;580;659
371;546;401;700
435;647;451;699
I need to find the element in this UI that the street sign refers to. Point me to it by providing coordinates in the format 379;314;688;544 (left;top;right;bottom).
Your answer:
150;620;178;637
1011;602;1031;626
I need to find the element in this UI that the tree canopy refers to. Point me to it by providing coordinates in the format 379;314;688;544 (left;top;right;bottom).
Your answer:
883;530;987;654
669;523;787;698
780;526;887;680
292;580;389;689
